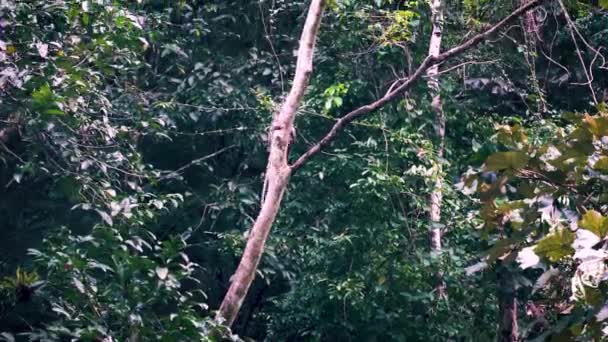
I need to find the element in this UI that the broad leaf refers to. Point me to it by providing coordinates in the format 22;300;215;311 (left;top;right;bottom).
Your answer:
534;228;575;262
578;210;608;239
593;157;608;172
484;151;529;171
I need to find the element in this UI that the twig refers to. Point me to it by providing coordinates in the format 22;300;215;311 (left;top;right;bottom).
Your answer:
160;145;237;179
539;47;570;78
170;126;250;137
425;59;500;78
0;141;24;163
259;1;285;93
557;0;598;104
516;169;578;194
154;101;255;112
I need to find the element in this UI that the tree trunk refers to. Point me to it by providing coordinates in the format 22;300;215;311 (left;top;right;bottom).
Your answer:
519;0;547;113
497;267;518;342
427;0;447;299
215;0;327;327
215;0;547;327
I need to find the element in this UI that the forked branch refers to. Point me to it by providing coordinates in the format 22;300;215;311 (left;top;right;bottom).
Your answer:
290;0;548;172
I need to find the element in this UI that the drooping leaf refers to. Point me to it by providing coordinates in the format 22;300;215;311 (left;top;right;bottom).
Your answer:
95;209;113;226
155;266;169;280
517;246;541;269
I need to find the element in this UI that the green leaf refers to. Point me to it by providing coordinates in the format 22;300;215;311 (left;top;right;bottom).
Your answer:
593;156;608;172
484;151;529;171
534;228;575;262
333;97;343;107
496;125;528;148
486;238;515;264
578;210;608;238
600;0;608;9
31;84;54;107
31;84;64;115
44;108;65;115
584;114;608;137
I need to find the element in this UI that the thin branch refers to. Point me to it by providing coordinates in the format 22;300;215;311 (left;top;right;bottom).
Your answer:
160;145;237;179
170;126;251;137
516;169;578;194
0;141;24;163
154;101;256;112
539;46;570;78
558;0;599;103
259;0;285;93
290;0;548;172
425;59;500;78
300;109;392;132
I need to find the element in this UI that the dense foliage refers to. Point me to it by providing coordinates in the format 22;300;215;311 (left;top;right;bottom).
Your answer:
0;0;607;341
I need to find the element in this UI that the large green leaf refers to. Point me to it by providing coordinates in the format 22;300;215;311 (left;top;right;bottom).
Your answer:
534;229;575;262
578;210;608;239
584;114;608;137
593;156;608;173
484;151;529;171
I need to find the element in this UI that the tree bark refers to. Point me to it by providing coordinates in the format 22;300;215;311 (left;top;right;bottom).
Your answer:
215;0;327;327
497;267;518;342
216;0;548;328
426;0;447;299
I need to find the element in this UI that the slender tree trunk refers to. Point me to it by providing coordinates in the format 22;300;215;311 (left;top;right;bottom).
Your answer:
427;0;447;299
520;0;547;113
497;267;518;342
215;0;327;327
215;0;546;328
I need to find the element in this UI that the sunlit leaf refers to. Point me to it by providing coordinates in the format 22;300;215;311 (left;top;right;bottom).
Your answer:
593;156;608;172
534;229;575;262
578;210;608;239
155;266;169;280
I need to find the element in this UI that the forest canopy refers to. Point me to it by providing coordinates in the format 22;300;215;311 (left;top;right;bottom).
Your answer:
1;0;608;341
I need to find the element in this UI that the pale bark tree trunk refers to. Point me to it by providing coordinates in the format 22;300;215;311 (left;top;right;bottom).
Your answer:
426;0;447;300
215;0;547;328
215;0;327;327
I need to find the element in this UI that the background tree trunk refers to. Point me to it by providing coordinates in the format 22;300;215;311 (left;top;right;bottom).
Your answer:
497;267;518;342
427;0;447;299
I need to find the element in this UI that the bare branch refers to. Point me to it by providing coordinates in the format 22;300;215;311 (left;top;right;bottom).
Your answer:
160;145;237;180
557;0;598;104
425;59;500;78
